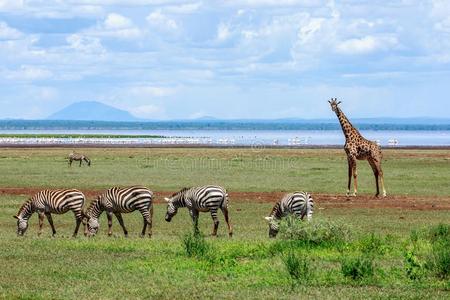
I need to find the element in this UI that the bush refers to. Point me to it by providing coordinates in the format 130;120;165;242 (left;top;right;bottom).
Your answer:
278;217;350;246
427;243;450;279
340;255;374;280
282;251;312;282
429;224;450;245
404;248;425;280
182;232;210;258
359;233;387;255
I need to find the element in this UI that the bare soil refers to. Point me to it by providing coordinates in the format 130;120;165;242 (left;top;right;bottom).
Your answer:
2;187;449;211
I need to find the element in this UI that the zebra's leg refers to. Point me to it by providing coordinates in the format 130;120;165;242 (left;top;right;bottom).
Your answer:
106;212;113;236
138;207;151;238
146;204;154;238
72;217;82;238
114;212;128;237
221;206;233;238
45;213;57;237
79;160;82;167
189;209;200;235
210;209;219;236
38;212;45;236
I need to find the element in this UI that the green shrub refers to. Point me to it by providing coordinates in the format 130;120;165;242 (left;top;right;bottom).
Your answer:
404;248;425;280
340;255;374;280
282;251;312;282
429;224;450;245
427;243;450;279
359;233;387;255
278;217;350;246
182;232;210;258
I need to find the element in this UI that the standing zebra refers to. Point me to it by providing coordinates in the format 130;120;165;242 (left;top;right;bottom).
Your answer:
264;192;314;238
14;189;86;237
68;151;91;167
164;185;233;237
85;186;153;237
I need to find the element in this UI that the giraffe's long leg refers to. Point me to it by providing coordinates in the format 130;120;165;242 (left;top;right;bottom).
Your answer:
368;159;380;197
346;158;352;196
352;162;358;196
380;168;387;197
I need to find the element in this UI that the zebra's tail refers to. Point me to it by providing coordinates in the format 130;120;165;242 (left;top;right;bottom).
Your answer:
221;192;229;209
305;193;314;221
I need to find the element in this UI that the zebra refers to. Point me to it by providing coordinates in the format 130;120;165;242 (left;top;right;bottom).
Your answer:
13;189;86;237
264;192;314;238
84;186;153;237
164;185;233;237
68;151;91;167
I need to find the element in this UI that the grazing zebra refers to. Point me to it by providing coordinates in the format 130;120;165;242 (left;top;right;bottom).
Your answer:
68;151;91;167
264;192;314;238
13;189;86;237
84;186;153;237
164;185;233;237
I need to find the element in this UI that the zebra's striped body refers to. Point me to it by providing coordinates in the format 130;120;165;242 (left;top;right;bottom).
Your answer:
68;152;91;167
164;185;232;237
85;186;153;237
14;189;86;237
265;192;314;238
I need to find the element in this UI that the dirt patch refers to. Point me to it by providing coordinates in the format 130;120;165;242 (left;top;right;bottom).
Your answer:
2;187;449;211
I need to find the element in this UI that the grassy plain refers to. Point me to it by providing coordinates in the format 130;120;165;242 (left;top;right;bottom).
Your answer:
0;147;449;299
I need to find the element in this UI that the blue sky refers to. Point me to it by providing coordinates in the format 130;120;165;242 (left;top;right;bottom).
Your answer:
0;0;449;120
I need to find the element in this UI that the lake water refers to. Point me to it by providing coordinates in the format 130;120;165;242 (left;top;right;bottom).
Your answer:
1;129;449;146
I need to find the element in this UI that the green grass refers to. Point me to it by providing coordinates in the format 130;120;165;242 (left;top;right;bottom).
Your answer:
0;148;448;196
0;148;449;299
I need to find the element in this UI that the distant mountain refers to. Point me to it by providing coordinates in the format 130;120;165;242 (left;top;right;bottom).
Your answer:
47;101;139;122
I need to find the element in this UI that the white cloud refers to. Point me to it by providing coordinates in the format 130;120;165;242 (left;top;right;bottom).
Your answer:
67;34;106;54
0;22;23;40
223;0;322;7
336;35;398;55
104;13;133;30
0;0;23;11
147;10;179;31
162;2;202;14
80;13;142;39
217;23;231;41
2;65;53;81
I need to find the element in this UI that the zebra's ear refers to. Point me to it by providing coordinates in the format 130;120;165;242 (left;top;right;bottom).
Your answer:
264;216;273;222
164;197;171;202
13;215;18;219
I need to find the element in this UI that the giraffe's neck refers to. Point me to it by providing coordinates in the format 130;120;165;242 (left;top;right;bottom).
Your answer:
335;108;360;141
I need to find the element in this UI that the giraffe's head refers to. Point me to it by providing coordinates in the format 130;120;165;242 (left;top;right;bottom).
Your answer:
328;98;341;113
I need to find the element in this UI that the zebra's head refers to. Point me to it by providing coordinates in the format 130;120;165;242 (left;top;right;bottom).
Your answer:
264;216;280;238
164;197;178;222
13;215;28;236
87;217;99;236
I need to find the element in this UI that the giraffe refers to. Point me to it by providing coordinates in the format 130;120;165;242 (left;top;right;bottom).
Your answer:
329;98;386;198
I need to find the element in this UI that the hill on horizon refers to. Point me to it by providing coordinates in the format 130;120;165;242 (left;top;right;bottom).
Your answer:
47;101;140;122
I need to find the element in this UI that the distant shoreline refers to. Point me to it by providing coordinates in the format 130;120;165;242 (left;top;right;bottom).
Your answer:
0;143;449;150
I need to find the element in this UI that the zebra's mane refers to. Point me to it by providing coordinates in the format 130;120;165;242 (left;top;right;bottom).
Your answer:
85;197;100;215
17;199;33;216
269;202;282;219
171;187;191;198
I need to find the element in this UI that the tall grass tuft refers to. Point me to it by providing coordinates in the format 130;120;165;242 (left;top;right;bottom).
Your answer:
282;251;312;282
278;216;350;247
340;255;374;280
182;232;210;258
359;232;387;255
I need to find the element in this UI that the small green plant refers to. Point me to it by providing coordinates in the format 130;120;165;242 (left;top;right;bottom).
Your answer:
427;243;450;279
359;233;387;255
340;255;374;280
404;248;425;280
278;217;350;247
282;251;312;282
182;232;210;258
429;224;450;244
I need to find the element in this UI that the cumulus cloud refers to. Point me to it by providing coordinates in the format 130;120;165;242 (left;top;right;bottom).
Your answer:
146;10;179;31
2;65;53;81
130;85;176;97
336;35;399;55
0;22;23;40
66;34;106;54
84;13;142;39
